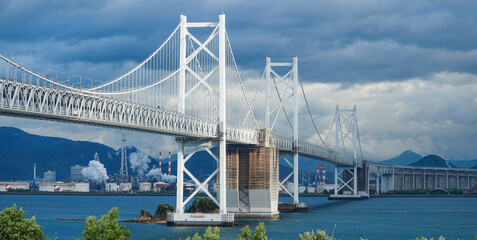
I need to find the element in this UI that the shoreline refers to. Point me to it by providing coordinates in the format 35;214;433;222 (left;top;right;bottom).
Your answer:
1;191;476;197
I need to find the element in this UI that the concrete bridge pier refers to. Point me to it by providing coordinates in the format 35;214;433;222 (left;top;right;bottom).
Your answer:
219;129;280;219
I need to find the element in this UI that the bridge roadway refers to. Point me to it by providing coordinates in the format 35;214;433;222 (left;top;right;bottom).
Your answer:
0;78;355;166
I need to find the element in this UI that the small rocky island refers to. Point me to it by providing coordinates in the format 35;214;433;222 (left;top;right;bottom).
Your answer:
126;198;219;224
124;204;175;224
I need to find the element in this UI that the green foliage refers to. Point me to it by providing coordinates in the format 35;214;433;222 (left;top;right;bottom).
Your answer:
154;204;175;220
252;222;267;240
185;226;220;240
0;204;45;240
186;233;202;240
79;207;131;240
236;225;252;240
235;223;268;240
186;197;219;213
203;227;220;240
384;189;430;195
298;230;334;240
446;189;464;195
415;237;445;240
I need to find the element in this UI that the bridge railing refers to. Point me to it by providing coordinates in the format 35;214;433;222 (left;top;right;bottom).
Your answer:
273;133;355;166
225;125;259;145
0;79;262;144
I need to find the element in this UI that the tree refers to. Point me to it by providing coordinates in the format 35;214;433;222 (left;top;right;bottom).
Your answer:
252;222;267;240
154;204;175;221
235;222;267;240
0;204;45;240
236;225;252;240
298;230;334;240
415;237;445;240
203;227;220;240
80;207;131;240
186;197;219;213
185;226;220;240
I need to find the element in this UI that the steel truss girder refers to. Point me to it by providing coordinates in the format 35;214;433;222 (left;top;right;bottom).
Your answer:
0;79;258;144
274;134;355;166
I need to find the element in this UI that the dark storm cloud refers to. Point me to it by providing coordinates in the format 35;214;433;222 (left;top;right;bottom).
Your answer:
1;0;476;160
1;0;477;83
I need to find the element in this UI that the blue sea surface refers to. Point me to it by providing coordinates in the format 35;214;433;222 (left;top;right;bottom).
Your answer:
0;195;476;240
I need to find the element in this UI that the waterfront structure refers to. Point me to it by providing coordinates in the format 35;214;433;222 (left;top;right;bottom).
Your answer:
70;165;84;182
0;182;29;191
153;182;170;192
369;164;477;194
139;182;152;191
44;171;56;182
39;182;89;192
105;182;120;192
120;183;132;192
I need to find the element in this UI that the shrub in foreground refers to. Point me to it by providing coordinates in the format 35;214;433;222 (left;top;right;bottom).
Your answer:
0;204;45;240
186;226;220;240
80;207;131;240
298;229;335;240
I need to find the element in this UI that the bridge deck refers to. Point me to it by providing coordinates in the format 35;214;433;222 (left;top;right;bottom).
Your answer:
0;78;358;166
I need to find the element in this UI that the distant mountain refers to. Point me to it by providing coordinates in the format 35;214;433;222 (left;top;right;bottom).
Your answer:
0;127;121;181
449;159;477;169
410;155;457;168
0;128;300;183
472;164;477;169
378;150;423;166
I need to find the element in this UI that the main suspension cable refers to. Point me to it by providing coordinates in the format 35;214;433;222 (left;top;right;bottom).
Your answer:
297;72;329;149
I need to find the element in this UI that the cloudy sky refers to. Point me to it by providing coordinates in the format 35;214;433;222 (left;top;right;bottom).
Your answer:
1;0;476;161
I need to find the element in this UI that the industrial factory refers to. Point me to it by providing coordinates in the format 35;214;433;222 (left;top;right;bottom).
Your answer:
0;134;333;195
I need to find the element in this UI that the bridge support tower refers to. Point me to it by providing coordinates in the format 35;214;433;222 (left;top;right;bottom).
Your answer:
329;106;369;199
168;13;234;226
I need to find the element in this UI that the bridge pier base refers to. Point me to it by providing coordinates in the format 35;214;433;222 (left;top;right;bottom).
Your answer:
168;139;234;226
220;134;280;219
329;161;369;200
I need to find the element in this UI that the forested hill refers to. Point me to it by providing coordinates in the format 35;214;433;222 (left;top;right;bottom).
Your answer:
409;154;457;168
0;127;122;181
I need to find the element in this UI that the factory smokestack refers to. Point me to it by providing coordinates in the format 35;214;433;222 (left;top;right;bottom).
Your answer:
168;152;171;175
322;166;326;184
34;163;36;180
159;152;162;173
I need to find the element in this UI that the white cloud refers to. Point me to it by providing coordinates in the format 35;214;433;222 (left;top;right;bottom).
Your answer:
295;72;477;160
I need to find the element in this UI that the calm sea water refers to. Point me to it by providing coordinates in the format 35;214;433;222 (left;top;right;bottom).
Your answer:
0;195;476;240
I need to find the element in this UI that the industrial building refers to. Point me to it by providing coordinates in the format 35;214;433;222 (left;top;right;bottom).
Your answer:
44;170;56;182
120;183;132;192
70;165;84;182
153;182;170;192
0;182;29;191
139;182;152;191
105;183;120;192
39;182;89;192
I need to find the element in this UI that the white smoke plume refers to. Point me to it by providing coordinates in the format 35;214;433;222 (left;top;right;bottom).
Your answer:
146;168;177;183
129;151;151;175
81;160;109;183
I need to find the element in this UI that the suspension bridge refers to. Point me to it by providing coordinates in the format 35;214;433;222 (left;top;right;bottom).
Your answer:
2;13;460;226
